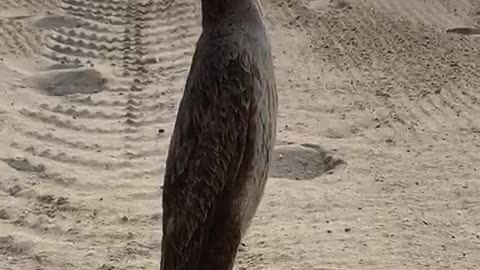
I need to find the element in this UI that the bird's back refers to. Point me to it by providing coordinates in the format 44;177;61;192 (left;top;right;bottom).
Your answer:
160;2;276;270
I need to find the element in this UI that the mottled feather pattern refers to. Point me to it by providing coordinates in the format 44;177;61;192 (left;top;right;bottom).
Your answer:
160;1;276;269
161;45;256;270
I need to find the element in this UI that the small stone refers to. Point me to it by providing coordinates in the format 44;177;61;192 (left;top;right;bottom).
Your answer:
0;209;10;219
56;197;69;205
7;185;22;196
38;194;55;204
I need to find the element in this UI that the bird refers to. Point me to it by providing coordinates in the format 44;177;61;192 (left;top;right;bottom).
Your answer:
160;0;277;269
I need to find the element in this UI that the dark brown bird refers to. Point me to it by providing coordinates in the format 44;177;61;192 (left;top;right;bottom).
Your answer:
160;0;277;269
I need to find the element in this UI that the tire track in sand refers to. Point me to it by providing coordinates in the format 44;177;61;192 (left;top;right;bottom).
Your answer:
0;0;200;269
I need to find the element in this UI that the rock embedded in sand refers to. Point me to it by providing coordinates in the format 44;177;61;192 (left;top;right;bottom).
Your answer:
0;209;10;220
35;68;106;96
270;143;346;180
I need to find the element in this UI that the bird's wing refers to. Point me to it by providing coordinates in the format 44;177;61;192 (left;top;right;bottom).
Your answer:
160;49;255;270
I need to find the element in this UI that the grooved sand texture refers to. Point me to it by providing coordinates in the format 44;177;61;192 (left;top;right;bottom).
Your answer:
0;0;479;269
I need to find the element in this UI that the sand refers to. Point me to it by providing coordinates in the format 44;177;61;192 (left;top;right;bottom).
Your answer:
0;0;479;269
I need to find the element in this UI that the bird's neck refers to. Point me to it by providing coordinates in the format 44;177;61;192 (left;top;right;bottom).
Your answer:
201;0;256;27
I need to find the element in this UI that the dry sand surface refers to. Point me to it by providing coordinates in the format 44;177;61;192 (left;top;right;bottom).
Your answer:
0;0;479;269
